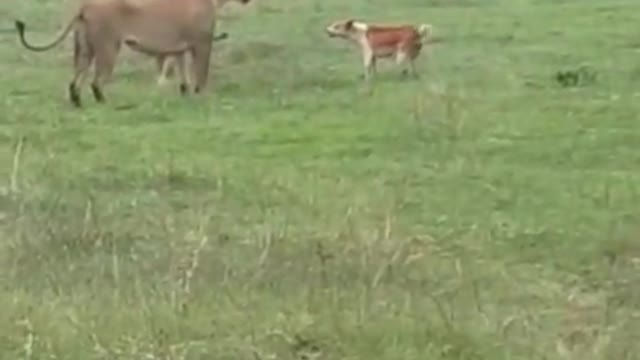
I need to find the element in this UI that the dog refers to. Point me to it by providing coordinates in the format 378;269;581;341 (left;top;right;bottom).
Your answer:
325;19;433;82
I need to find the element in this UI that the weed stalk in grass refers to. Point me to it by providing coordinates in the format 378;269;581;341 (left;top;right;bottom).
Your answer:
10;136;25;196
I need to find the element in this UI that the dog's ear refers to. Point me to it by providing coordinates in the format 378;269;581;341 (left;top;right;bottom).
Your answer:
345;19;354;29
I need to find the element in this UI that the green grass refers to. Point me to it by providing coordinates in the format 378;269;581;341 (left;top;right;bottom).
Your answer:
1;0;640;358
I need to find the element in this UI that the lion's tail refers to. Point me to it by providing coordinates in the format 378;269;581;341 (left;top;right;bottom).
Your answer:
212;32;229;42
15;15;79;52
125;31;228;55
123;37;194;56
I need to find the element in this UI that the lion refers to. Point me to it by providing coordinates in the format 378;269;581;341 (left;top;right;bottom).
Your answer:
14;0;221;107
155;0;251;86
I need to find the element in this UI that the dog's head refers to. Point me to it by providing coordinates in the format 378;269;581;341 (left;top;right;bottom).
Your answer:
325;19;368;39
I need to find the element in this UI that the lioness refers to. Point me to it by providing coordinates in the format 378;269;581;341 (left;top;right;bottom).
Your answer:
15;0;219;107
155;0;251;86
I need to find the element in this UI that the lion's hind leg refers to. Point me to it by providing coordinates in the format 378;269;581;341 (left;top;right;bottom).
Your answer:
91;41;120;103
190;37;212;94
174;53;192;95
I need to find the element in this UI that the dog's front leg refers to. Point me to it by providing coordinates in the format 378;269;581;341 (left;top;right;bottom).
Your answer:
396;50;415;78
408;59;419;78
361;46;375;83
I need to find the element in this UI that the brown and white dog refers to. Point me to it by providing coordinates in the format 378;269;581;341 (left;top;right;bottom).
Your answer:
325;19;433;82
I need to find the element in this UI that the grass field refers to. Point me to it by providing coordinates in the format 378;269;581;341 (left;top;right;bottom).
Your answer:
1;0;640;358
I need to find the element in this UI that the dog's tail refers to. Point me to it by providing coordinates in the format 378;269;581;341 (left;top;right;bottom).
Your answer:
417;23;433;43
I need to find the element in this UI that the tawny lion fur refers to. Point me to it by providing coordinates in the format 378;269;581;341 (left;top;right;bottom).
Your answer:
14;0;220;107
155;0;251;86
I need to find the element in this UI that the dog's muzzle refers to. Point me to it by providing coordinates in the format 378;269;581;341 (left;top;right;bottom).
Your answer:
326;30;340;37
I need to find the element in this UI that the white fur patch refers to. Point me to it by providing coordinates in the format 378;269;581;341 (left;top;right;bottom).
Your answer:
351;21;369;32
417;24;432;37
